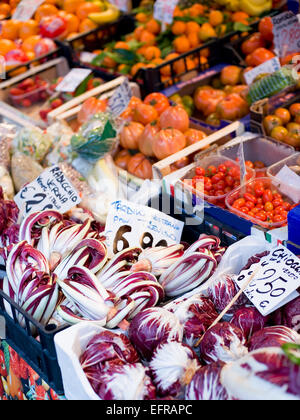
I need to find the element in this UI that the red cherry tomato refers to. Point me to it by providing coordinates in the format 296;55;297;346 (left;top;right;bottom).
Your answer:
264;201;274;212
262;189;273;204
195;167;205;176
244;193;257;204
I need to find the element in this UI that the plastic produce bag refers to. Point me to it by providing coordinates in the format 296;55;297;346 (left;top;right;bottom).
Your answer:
11;151;44;192
14;126;52;163
0;123;16;199
44;122;74;166
71;113;117;163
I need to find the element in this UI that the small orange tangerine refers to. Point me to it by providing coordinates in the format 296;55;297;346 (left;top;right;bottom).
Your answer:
76;2;101;21
21;35;42;53
18;19;39;41
0;20;20;40
0;39;16;56
34;4;58;23
171;21;186;36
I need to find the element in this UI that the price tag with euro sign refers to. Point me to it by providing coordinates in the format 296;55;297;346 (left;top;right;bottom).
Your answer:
14;166;81;217
234;245;300;316
104;199;184;256
55;69;92;93
108;78;132;117
13;0;44;21
272;11;300;57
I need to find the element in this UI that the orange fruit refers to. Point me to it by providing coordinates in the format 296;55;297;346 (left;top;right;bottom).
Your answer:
173;6;184;18
131;62;145;77
0;3;11;17
103;55;117;68
0;39;16;56
152;58;164;66
26;51;36;61
174;58;195;75
186;21;201;34
133;25;145;41
114;41;130;50
63;0;84;14
188;32;199;49
136;12;149;23
9;0;20;9
21;35;41;53
189;4;205;16
171;21;186;36
18;19;39;41
160;53;179;76
0;20;20;40
143;46;161;61
173;35;190;54
139;30;155;46
209;10;224;27
232;11;249;25
64;13;80;34
145;18;161;35
76;3;101;21
34;4;58;23
79;18;97;33
199;23;217;42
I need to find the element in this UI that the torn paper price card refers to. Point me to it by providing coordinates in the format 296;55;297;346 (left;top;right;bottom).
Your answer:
104;199;184;255
110;0;130;12
14;166;81;216
272;11;300;57
108;78;132;117
234;245;300;316
244;57;281;85
13;0;44;21
154;0;179;24
55;69;92;93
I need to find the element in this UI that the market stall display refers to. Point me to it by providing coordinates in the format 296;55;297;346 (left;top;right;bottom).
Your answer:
0;0;300;403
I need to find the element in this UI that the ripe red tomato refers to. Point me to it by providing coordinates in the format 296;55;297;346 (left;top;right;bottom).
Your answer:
144;92;170;115
195;167;205;176
264;201;274;212
262;189;273;204
40;16;67;39
244;193;257;204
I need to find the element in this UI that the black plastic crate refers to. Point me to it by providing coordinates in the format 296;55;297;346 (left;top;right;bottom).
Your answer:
0;266;67;395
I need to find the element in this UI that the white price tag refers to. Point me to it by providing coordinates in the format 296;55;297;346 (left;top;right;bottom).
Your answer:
237;141;246;184
0;316;5;340
14;166;81;216
55;69;92;93
110;0;130;12
244;57;281;85
108;78;132;117
235;245;300;316
80;52;97;63
104;199;184;255
12;0;44;21
154;0;178;25
272;11;300;57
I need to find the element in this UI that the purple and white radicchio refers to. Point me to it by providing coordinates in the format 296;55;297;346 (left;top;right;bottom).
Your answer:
128;307;183;361
165;295;218;350
200;322;248;365
185;364;229;401
149;341;200;398
95;362;156;400
248;326;300;351
207;274;249;317
220;347;300;400
273;296;300;333
230;307;268;341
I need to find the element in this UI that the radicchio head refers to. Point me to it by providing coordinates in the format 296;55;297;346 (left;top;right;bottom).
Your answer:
149;341;200;398
199;322;248;365
273;296;300;333
230;307;268;341
220;347;300;400
95;362;156;400
128;307;183;361
248;326;300;351
207;274;249;317
185;364;229;401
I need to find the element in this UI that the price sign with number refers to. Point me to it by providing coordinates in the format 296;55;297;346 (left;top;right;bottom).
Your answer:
273;11;300;57
14;166;81;217
235;245;300;316
237;140;246;185
244;57;281;85
13;0;44;21
105;199;184;255
108;78;132;117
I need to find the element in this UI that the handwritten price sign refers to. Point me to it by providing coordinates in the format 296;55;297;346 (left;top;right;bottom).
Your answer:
154;0;179;25
273;11;300;57
14;166;81;216
235;246;300;316
13;0;44;21
105;199;184;255
108;78;132;117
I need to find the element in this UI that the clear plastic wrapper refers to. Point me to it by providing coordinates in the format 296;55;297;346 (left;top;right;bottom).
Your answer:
11;152;44;192
14;126;52;163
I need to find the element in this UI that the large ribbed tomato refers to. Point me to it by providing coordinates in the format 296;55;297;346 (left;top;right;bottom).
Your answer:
120;121;145;150
159;105;190;133
152;128;186;160
216;93;249;121
134;103;158;125
115;149;132;170
241;32;265;56
245;47;275;67
194;88;226;117
184;128;207;146
138;120;160;157
127;153;153;179
77;97;107;125
144;92;170;115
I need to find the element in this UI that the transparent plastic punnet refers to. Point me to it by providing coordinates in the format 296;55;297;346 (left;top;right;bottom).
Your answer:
267;153;300;201
225;177;296;230
180;154;255;209
9;82;50;108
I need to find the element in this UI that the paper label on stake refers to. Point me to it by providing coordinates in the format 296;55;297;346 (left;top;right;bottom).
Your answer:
244;57;281;85
237;140;247;185
0;316;5;340
55;69;92;93
234;245;300;316
14;166;81;216
104;199;184;255
108;78;132;117
12;0;44;21
153;0;178;25
110;0;130;12
272;11;300;57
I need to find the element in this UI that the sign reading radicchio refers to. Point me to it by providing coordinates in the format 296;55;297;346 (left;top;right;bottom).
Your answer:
14;166;81;216
235;245;300;316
